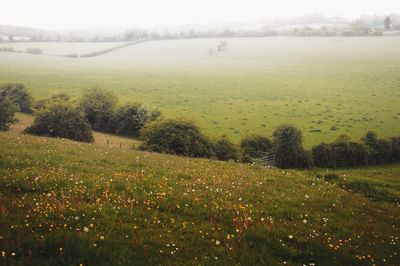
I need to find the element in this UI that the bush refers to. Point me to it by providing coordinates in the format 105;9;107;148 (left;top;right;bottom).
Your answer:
25;103;93;142
114;103;160;137
140;119;213;158
272;124;307;168
214;137;240;161
0;95;18;131
312;142;333;168
323;173;339;182
312;135;369;168
362;131;393;164
391;136;400;161
33;92;72;111
0;83;33;113
240;135;272;160
25;48;43;54
79;88;118;133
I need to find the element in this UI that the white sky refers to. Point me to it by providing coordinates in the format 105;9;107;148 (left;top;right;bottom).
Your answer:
2;0;399;29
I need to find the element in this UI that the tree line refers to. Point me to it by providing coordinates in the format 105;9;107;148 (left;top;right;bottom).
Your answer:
0;83;399;169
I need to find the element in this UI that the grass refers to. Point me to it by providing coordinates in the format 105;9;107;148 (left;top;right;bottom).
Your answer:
1;37;400;146
0;119;399;265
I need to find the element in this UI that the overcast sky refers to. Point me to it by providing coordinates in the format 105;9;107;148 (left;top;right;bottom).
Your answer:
2;0;399;29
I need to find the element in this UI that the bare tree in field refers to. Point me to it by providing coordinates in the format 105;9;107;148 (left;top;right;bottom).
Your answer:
217;40;228;51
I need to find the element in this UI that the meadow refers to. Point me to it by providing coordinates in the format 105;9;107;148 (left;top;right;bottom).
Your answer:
0;37;400;146
0;118;399;265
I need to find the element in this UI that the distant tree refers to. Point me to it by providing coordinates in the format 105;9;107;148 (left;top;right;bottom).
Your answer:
114;103;160;137
384;16;391;30
0;95;18;131
140;119;213;158
217;40;228;51
79;88;118;133
240;135;272;161
25;103;93;142
272;124;310;168
0;83;33;113
213;137;240;161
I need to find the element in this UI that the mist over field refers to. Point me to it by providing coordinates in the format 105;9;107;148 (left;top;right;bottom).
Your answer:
0;1;399;265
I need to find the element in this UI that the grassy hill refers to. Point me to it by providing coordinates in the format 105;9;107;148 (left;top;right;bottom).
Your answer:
0;118;399;265
1;37;400;146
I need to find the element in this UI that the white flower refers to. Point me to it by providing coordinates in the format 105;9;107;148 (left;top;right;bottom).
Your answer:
303;219;308;224
215;240;221;245
83;227;89;233
288;235;294;239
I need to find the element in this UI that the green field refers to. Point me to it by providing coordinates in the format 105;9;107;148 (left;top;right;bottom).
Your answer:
0;118;399;265
1;37;400;145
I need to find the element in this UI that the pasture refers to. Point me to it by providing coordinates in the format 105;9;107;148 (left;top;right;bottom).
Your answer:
0;37;399;145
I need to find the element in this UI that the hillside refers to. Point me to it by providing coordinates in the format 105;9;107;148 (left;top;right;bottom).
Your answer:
0;118;399;265
1;37;399;146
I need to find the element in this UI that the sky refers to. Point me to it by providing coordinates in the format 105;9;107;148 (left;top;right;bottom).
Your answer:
2;0;399;29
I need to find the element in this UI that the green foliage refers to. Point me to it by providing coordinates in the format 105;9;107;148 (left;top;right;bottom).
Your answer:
323;173;340;182
114;103;160;137
312;135;369;168
25;47;43;54
25;103;93;142
0;82;33;113
79;88;118;133
33;92;72;111
213;137;240;161
140;119;213;158
0;95;18;131
362;131;393;164
272;124;309;168
240;134;272;160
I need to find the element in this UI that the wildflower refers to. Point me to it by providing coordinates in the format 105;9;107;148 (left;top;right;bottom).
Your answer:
261;217;265;222
288;235;294;239
215;240;221;245
83;227;89;233
11;252;15;256
74;216;79;221
100;235;105;240
1;251;5;257
303;219;308;224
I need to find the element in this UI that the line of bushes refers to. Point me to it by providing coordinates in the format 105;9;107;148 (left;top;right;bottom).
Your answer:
0;82;398;168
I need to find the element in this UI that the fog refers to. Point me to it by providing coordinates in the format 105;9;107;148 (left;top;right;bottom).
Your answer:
2;0;400;30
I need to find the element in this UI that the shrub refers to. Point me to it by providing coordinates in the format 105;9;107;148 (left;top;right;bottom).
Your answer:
362;131;393;164
324;173;339;182
140;119;213;158
313;135;368;168
214;137;240;161
272;124;307;168
25;48;43;54
0;83;33;113
391;136;400;161
33;92;72;111
312;142;333;168
0;95;18;131
25;103;93;142
79;88;118;133
240;135;272;160
114;103;160;137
